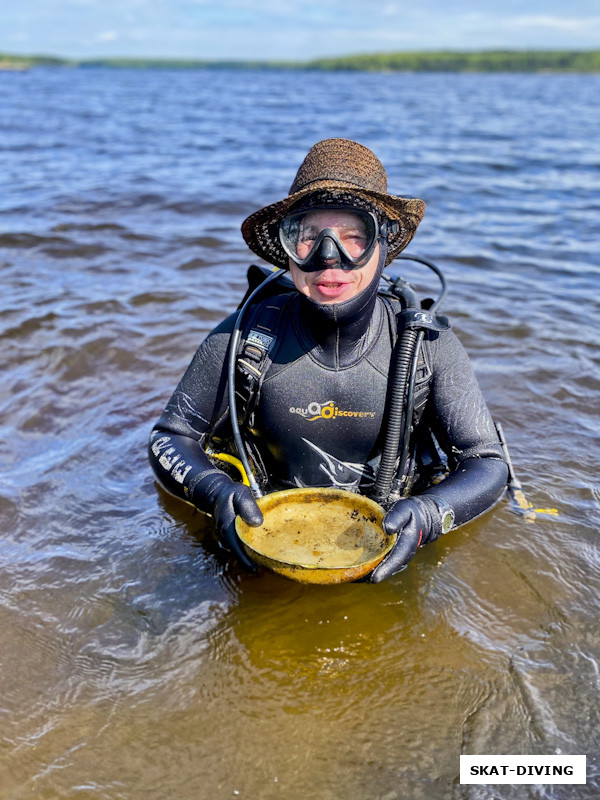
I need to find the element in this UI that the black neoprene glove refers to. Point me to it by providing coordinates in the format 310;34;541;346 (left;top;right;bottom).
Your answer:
369;496;442;583
192;471;264;572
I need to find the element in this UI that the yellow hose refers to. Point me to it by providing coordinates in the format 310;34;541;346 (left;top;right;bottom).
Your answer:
207;450;250;486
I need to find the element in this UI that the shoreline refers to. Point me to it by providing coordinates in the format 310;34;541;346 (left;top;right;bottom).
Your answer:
1;49;600;73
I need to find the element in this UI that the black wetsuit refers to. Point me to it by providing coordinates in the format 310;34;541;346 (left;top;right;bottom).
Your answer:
149;272;508;530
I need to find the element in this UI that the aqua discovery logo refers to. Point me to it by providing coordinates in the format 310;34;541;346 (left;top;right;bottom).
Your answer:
289;399;375;421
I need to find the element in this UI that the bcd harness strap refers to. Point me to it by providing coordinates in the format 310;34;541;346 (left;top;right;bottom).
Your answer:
235;293;294;429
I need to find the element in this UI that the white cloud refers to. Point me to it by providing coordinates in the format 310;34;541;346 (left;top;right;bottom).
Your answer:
508;14;600;33
97;30;119;42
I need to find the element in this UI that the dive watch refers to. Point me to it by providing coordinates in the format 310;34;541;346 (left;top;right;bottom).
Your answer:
429;497;455;535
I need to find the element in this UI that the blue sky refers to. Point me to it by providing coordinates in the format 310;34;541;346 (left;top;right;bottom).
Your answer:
3;0;600;60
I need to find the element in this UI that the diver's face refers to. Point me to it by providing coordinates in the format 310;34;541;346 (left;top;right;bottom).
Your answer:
288;209;380;304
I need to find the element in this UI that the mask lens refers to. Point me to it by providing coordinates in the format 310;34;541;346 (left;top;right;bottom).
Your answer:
280;208;378;266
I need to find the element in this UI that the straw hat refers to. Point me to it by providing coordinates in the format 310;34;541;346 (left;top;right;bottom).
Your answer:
241;138;425;268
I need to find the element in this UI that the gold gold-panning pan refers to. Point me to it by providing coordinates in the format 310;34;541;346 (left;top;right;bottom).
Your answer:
235;487;395;584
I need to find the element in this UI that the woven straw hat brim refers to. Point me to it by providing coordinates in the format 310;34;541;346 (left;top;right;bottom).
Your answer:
242;180;425;269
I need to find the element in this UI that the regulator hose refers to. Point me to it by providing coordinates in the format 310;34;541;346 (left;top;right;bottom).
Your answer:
370;328;419;505
395;328;426;494
371;255;447;506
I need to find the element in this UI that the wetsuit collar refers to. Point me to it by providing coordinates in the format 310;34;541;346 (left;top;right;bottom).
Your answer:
296;242;388;369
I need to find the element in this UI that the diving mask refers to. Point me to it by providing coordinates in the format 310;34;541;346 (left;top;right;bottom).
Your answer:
279;207;398;272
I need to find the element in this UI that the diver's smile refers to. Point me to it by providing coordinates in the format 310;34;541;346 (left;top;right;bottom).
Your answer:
310;270;355;300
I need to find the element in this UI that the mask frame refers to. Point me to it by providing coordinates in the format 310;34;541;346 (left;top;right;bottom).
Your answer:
279;206;398;272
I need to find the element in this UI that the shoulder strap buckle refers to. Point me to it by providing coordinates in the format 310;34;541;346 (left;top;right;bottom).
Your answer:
398;308;450;332
236;294;293;428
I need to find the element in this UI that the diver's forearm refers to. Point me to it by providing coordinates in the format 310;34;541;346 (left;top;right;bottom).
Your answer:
148;428;223;510
421;456;508;528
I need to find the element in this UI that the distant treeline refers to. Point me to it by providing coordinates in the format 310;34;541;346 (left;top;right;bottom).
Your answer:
2;50;600;73
309;49;600;72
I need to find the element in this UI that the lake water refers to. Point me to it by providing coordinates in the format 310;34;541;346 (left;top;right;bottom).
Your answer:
0;67;599;799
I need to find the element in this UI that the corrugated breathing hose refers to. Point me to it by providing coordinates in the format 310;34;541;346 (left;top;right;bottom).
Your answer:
371;255;447;506
370;327;420;505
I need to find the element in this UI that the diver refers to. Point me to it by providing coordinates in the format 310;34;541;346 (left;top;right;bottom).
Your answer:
148;138;508;582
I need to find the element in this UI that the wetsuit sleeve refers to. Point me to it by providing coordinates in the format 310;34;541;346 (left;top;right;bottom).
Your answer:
148;314;235;508
419;329;508;527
